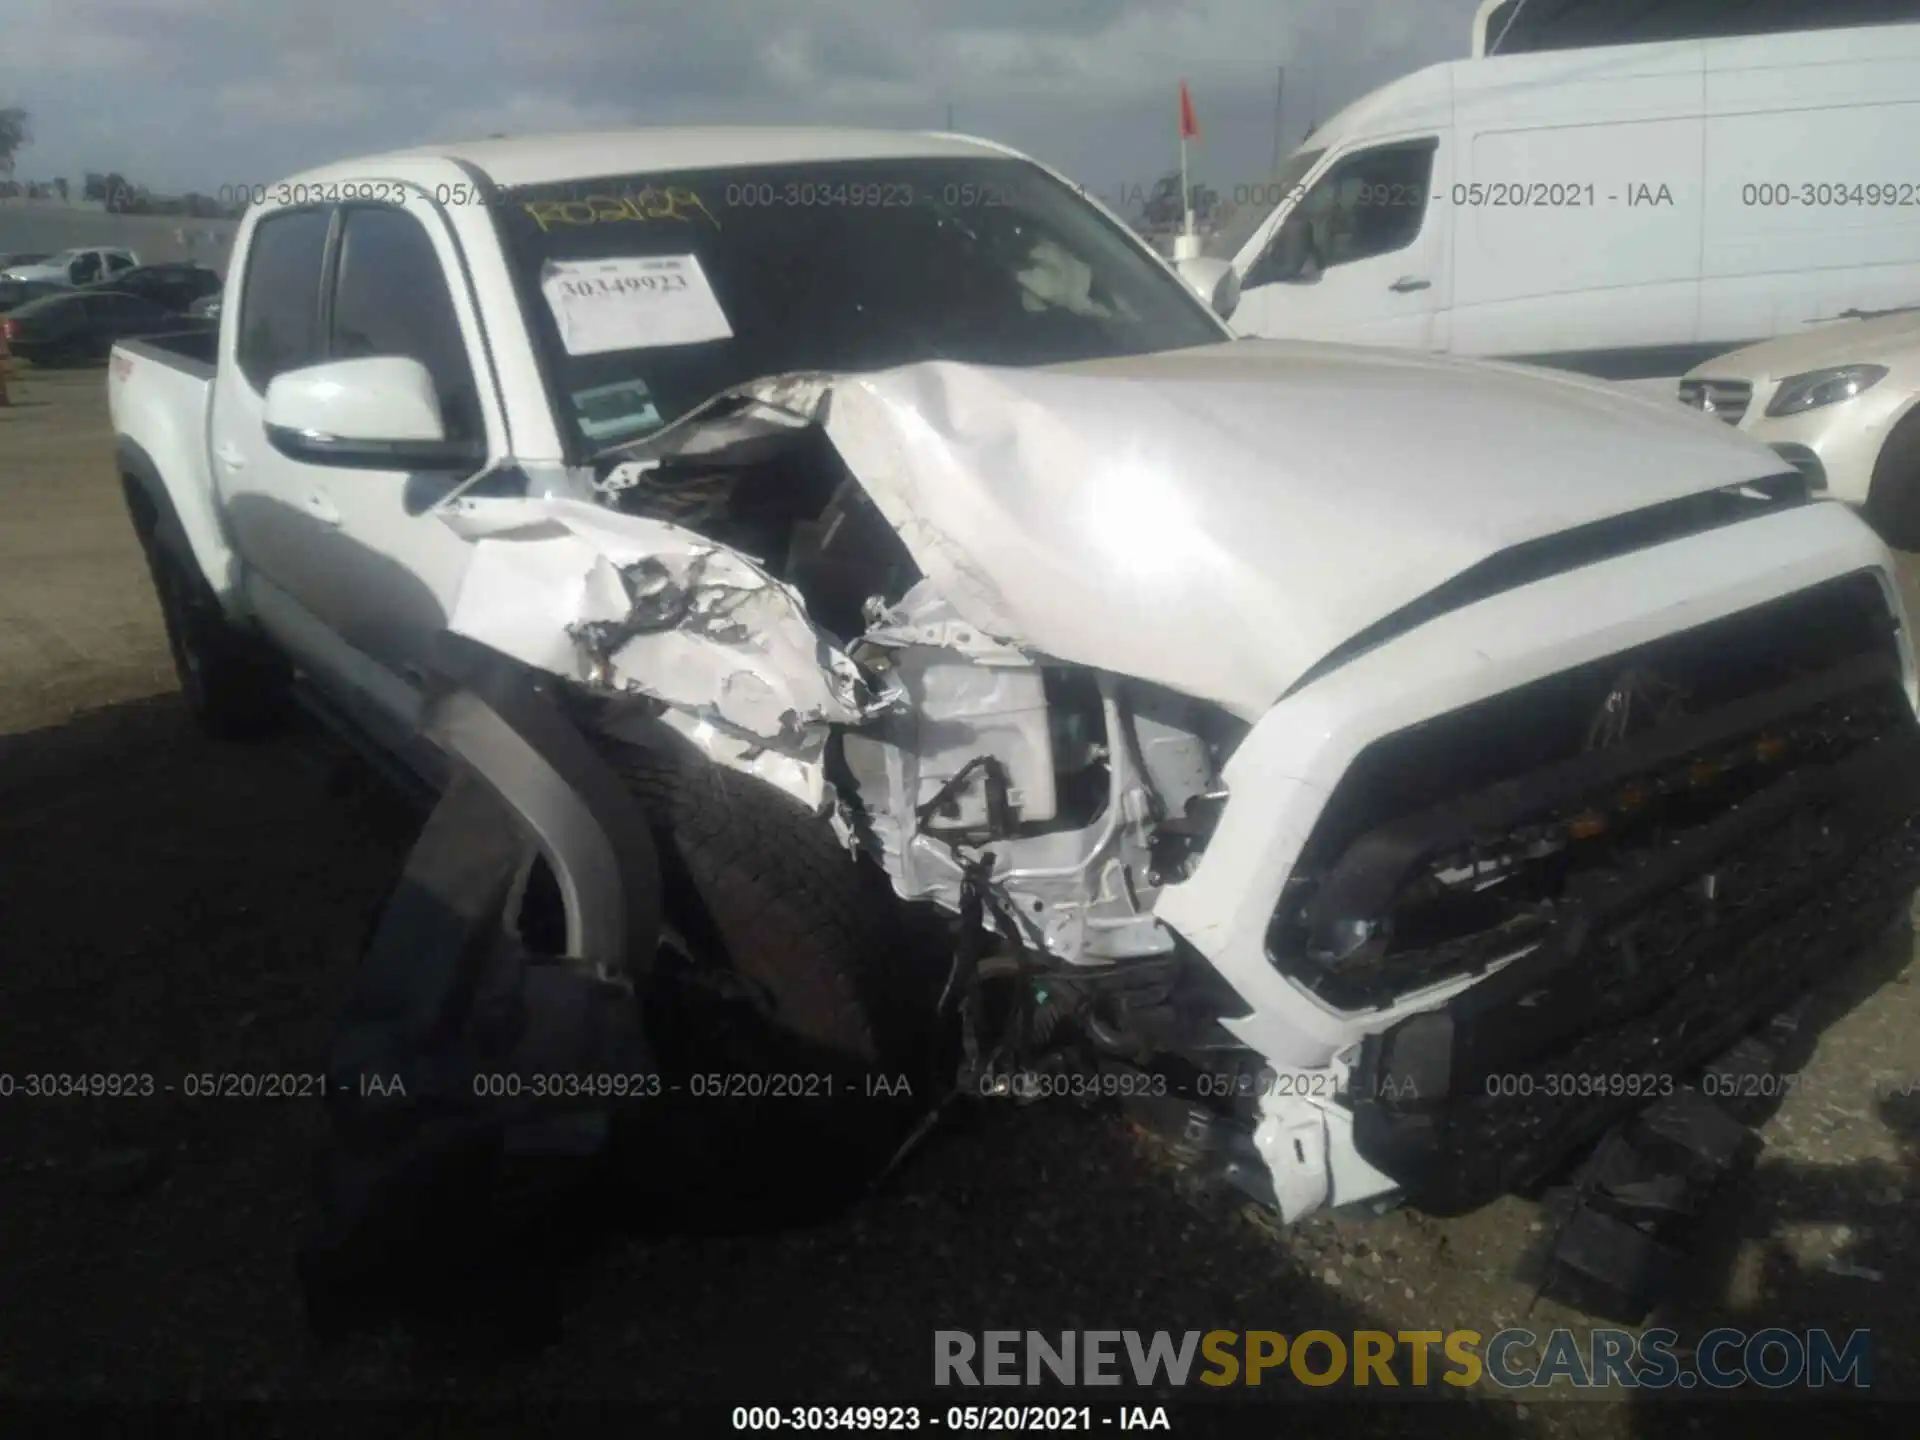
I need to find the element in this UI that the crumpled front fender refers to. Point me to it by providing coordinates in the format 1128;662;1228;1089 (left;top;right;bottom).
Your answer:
438;494;892;811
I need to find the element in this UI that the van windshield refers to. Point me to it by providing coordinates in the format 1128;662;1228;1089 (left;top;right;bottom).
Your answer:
494;155;1226;455
1217;147;1326;262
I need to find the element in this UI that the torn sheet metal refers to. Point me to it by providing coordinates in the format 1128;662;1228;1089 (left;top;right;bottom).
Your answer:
601;371;833;471
853;578;1030;663
441;494;885;810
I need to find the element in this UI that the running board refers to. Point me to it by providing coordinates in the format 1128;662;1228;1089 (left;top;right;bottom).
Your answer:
288;674;448;810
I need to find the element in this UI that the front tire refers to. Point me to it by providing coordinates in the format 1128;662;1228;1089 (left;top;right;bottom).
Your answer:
595;734;941;1212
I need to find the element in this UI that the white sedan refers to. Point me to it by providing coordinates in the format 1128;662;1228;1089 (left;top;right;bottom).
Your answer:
1;246;140;287
1679;307;1920;547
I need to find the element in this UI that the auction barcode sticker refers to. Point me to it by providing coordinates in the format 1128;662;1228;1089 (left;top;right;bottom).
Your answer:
539;253;733;355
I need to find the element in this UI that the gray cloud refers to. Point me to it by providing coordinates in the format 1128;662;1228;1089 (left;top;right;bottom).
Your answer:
0;0;1481;197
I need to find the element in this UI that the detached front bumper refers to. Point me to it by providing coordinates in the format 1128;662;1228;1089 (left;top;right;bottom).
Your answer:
1346;673;1920;1216
1153;506;1918;1224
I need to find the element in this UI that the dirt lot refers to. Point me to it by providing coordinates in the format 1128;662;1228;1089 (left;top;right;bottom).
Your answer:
1;365;1916;1430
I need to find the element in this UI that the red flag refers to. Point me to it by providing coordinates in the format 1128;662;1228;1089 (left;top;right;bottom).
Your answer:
1179;79;1200;141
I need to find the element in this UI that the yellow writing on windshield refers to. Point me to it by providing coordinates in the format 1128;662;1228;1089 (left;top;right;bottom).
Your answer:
522;186;719;232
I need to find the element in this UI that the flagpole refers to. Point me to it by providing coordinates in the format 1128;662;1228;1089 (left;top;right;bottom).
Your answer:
1180;131;1193;241
1176;79;1200;259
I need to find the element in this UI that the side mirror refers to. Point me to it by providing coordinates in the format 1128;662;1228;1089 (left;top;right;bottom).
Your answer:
264;356;478;469
1173;255;1241;321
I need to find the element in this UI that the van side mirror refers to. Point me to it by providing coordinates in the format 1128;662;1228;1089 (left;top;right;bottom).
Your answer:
264;356;480;470
1173;255;1241;320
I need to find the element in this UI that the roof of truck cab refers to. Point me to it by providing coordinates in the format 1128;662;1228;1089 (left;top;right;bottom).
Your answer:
286;127;1018;190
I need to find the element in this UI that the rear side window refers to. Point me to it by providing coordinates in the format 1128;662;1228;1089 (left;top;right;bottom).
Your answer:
236;207;332;393
328;205;482;443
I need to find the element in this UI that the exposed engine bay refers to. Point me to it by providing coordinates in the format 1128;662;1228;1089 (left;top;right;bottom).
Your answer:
511;381;1251;972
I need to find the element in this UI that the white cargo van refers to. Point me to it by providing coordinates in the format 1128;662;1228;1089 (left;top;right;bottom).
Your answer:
1469;0;1920;59
1229;20;1920;379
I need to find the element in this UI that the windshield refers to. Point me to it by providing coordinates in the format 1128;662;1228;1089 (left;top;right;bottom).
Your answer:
1215;147;1326;262
494;155;1226;455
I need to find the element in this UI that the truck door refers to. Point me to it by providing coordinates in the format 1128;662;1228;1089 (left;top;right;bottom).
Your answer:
214;196;497;730
210;203;344;672
1232;136;1447;349
297;197;497;708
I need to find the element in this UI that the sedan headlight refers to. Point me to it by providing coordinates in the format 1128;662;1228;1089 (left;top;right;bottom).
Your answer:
1764;364;1888;418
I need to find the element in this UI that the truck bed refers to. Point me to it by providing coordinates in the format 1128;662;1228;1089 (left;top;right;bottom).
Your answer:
118;328;218;375
108;331;232;604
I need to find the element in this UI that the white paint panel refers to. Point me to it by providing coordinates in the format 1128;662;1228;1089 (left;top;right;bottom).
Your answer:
1700;78;1920;338
1453;117;1705;308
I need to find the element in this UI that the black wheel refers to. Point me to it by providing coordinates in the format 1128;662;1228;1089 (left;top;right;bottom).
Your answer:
1864;410;1920;551
127;490;288;739
590;734;943;1214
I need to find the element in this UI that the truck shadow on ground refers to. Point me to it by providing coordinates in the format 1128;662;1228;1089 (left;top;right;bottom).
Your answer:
2;695;1911;1428
0;694;1535;1431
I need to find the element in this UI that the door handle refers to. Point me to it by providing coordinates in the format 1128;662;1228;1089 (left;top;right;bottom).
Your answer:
305;491;343;527
1390;276;1431;293
213;443;246;470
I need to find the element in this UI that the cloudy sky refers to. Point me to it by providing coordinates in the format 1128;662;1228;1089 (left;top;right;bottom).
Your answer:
2;0;1483;199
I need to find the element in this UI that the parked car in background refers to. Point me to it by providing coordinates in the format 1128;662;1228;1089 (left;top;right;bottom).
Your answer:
0;277;69;312
86;262;222;312
3;287;196;365
1;247;140;286
1680;307;1920;547
188;292;222;322
1228;20;1920;380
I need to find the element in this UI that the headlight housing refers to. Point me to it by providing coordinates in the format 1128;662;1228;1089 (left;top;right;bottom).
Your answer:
1764;364;1888;418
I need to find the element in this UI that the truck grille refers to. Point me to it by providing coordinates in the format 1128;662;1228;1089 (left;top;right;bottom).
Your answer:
1266;570;1920;1214
1353;757;1920;1214
1270;571;1901;1011
1677;378;1751;425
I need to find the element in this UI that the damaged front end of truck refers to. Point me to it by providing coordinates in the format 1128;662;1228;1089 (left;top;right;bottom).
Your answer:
307;346;1920;1330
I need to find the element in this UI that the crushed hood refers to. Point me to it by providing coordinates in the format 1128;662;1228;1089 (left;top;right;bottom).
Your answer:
816;340;1798;716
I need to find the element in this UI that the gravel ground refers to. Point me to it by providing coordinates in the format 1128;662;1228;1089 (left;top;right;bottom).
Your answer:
1;364;1915;1432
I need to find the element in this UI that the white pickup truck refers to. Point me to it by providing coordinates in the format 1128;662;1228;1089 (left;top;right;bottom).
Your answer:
4;246;139;286
108;128;1920;1257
